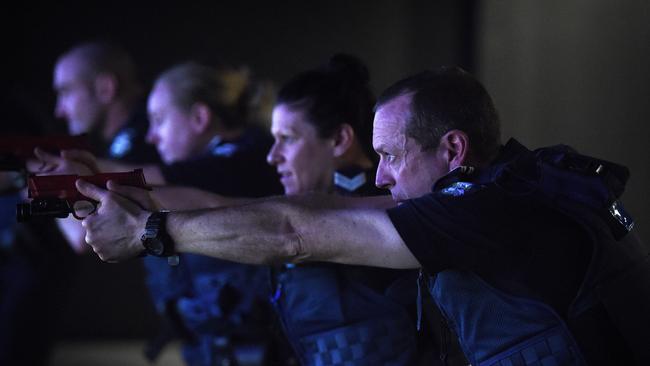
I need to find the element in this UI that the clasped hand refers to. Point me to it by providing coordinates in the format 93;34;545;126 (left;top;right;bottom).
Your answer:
76;179;161;262
27;148;99;176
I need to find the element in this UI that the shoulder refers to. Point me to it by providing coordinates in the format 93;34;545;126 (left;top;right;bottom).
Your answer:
107;102;160;163
161;131;282;196
204;125;273;159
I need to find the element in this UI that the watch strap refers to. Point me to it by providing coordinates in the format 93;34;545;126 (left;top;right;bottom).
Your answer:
141;210;175;257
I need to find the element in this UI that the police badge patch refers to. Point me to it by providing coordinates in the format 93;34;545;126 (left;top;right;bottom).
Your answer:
109;129;135;158
440;182;477;197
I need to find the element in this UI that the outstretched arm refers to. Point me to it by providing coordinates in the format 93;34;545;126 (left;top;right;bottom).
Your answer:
78;181;421;269
151;185;253;210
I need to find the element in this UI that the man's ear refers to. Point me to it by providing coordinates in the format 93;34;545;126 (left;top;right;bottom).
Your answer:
439;129;470;170
94;73;118;103
188;102;213;133
332;123;355;157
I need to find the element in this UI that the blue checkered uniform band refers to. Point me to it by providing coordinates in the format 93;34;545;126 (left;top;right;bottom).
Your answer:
299;317;416;365
480;326;584;366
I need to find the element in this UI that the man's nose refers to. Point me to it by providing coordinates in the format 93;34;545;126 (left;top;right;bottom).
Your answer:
266;143;282;166
145;128;158;145
375;164;394;189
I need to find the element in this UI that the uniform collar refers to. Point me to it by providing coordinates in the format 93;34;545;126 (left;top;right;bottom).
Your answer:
204;134;223;153
431;138;529;192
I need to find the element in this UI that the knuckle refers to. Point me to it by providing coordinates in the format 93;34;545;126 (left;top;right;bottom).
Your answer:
93;248;107;262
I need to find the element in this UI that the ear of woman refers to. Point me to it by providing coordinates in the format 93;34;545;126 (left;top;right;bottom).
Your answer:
332;123;355;157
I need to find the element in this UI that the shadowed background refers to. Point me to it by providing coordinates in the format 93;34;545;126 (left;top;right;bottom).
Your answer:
1;0;648;364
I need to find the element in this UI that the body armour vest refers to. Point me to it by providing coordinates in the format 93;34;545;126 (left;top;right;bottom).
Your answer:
271;167;422;365
427;139;650;366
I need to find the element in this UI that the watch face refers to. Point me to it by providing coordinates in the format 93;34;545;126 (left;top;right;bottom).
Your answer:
146;238;165;256
141;211;172;257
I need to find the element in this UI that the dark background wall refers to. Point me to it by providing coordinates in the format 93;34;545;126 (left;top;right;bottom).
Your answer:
478;0;650;243
1;1;477;339
2;1;476;133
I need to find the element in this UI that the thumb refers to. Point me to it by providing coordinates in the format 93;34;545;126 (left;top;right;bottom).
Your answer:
107;181;159;211
62;149;99;173
76;179;108;202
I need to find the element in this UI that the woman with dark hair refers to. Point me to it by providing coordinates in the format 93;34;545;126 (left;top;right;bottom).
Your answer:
266;54;428;365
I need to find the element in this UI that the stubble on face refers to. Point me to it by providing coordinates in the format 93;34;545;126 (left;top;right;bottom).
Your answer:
373;93;450;202
53;56;102;135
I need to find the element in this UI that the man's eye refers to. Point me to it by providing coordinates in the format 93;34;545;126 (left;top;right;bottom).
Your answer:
281;135;296;143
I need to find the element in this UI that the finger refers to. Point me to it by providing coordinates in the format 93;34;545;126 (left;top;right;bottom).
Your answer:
61;149;99;173
76;179;109;202
72;200;97;218
61;149;94;161
107;181;158;210
25;158;51;173
88;244;106;262
29;148;60;174
33;147;62;164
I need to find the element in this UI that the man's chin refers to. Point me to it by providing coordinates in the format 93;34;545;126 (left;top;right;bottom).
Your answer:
160;153;175;165
68;123;90;136
283;187;299;196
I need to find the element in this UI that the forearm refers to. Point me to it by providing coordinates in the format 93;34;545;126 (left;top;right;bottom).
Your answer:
166;194;419;269
97;159;165;185
168;200;302;265
81;183;419;269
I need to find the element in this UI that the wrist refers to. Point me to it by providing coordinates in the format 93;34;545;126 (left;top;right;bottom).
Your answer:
140;210;175;257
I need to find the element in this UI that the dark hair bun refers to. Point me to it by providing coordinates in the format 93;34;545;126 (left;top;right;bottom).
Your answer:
276;54;376;159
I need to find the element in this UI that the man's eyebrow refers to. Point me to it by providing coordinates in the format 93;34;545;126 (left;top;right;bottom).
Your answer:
373;143;393;154
272;126;298;135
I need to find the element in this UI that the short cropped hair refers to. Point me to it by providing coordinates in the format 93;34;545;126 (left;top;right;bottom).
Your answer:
376;67;501;164
61;41;139;94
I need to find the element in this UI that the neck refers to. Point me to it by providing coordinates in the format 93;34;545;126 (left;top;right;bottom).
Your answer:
196;125;243;155
334;142;374;172
101;100;133;141
213;124;245;141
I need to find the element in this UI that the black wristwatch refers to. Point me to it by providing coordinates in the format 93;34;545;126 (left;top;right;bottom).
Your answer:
141;210;175;257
